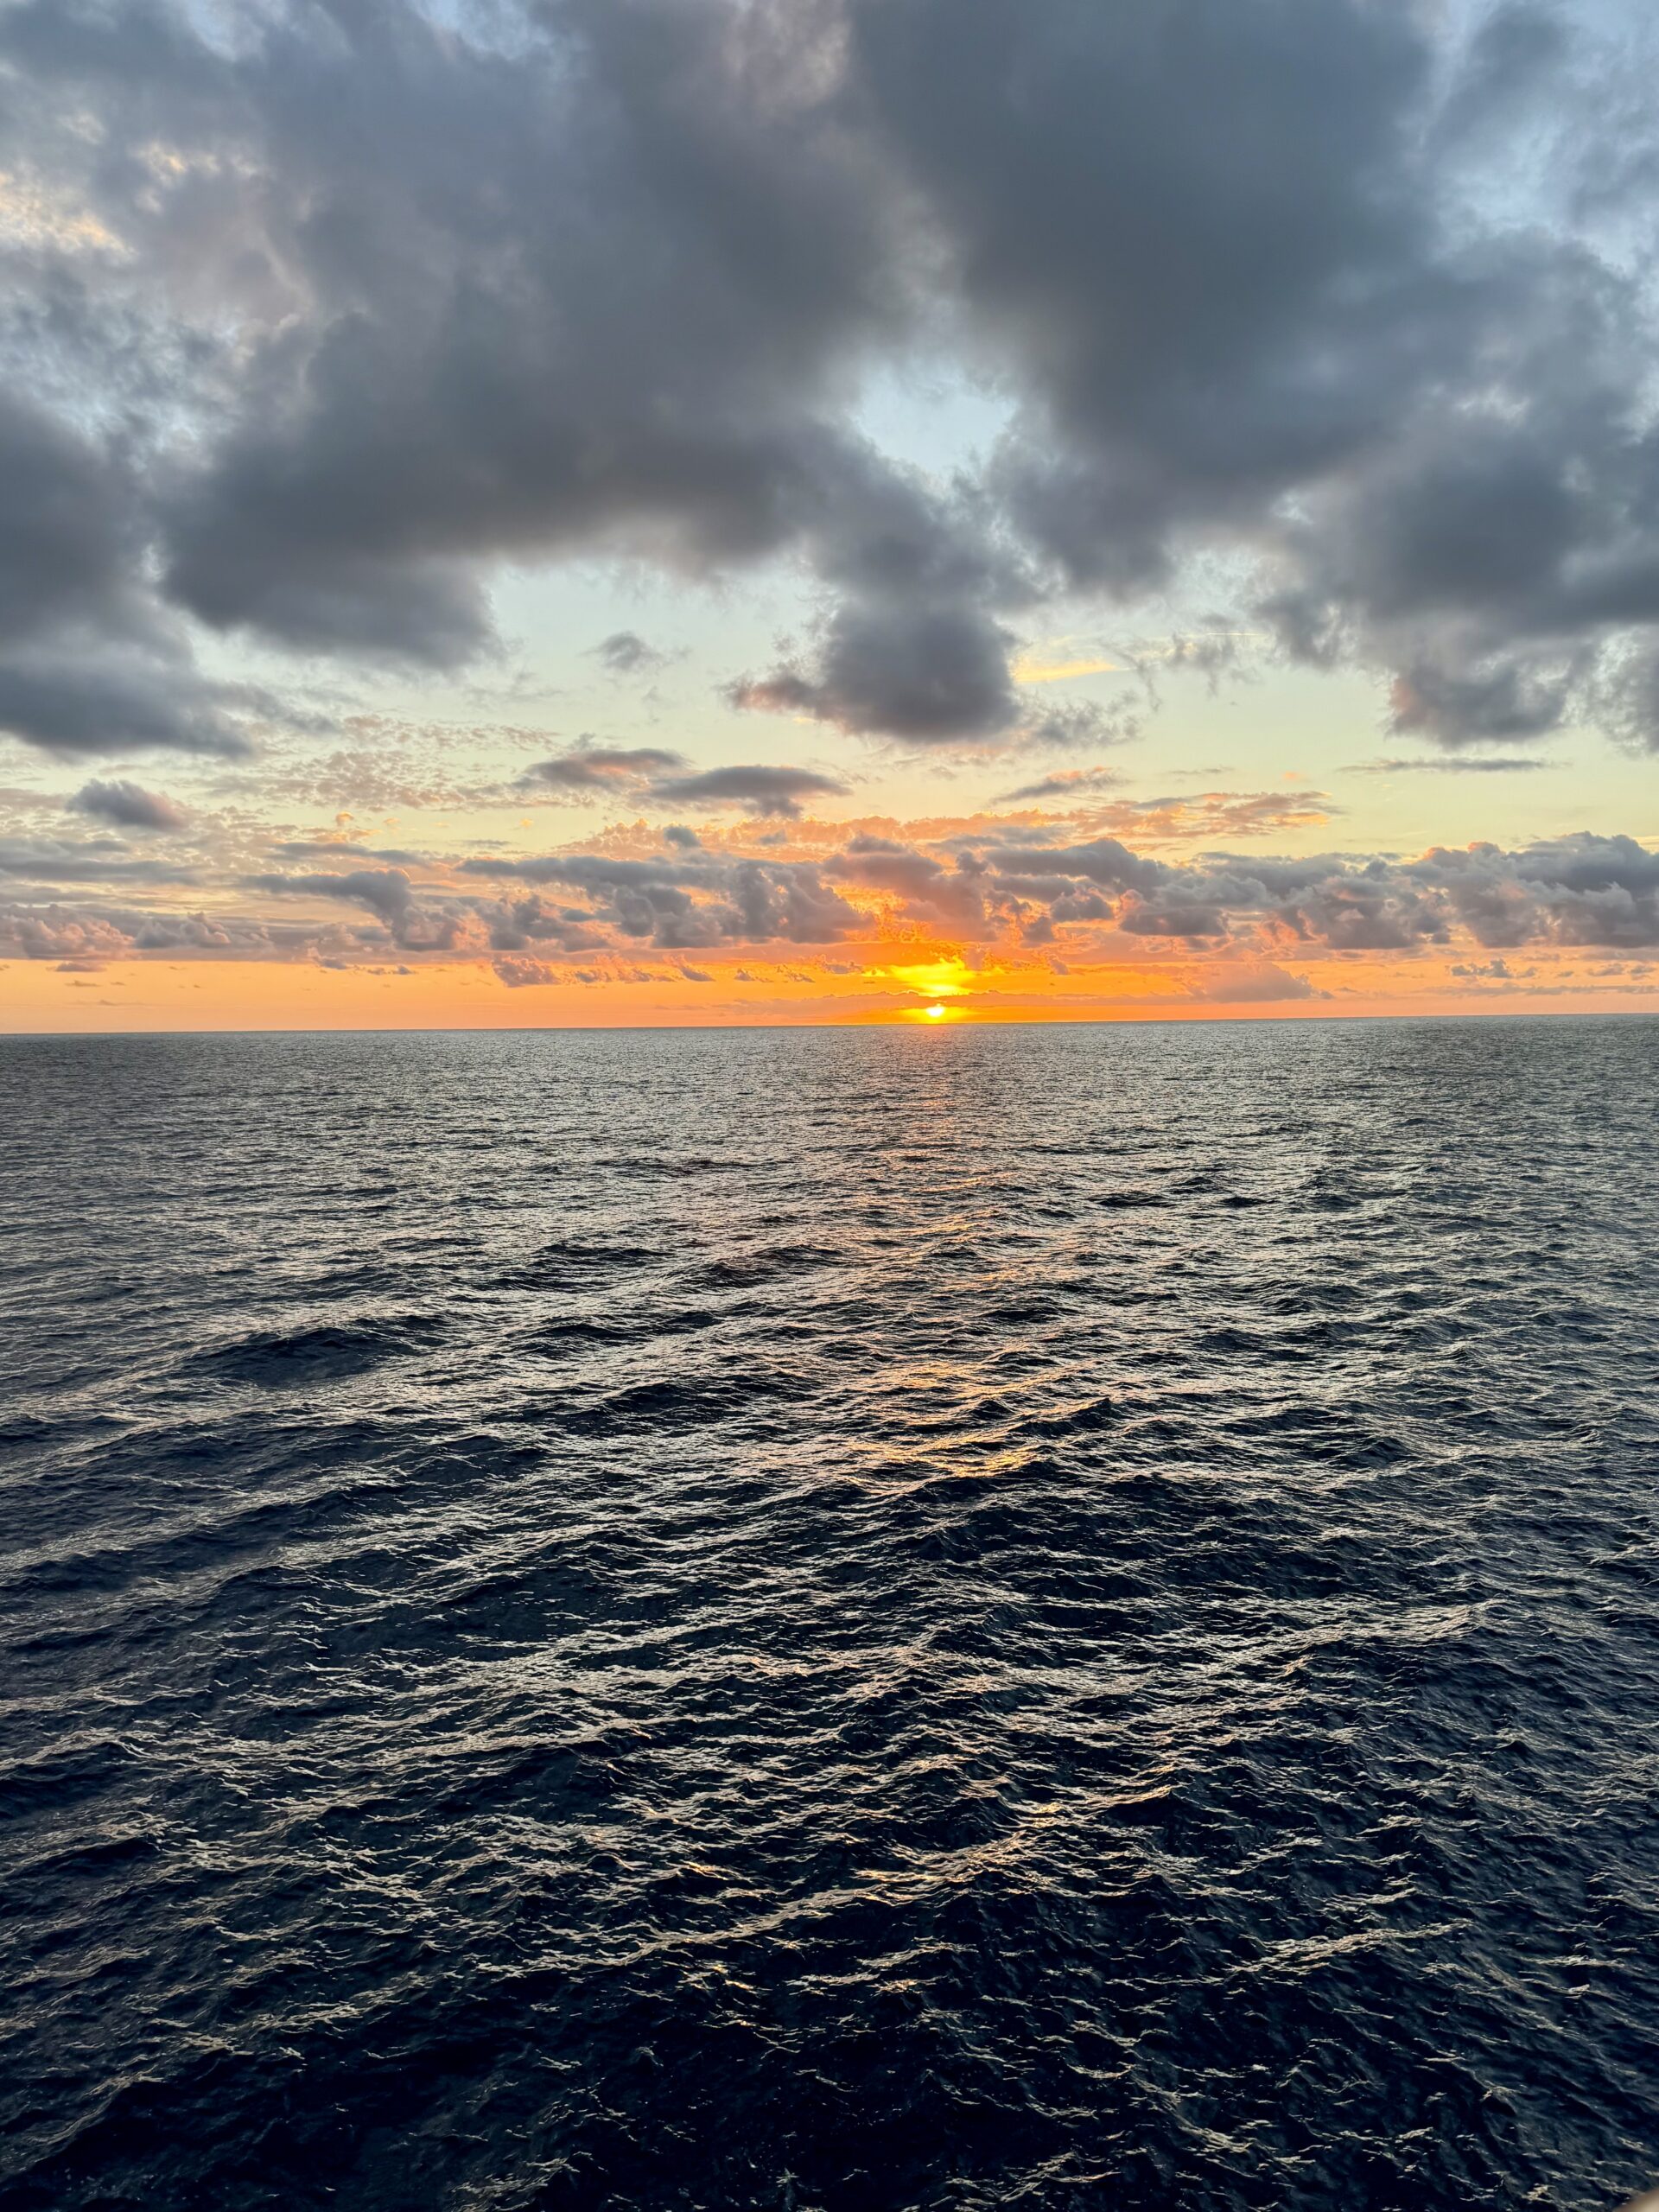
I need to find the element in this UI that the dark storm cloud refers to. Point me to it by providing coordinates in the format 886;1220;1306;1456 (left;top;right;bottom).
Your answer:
0;392;132;645
7;0;1659;753
3;0;1001;744
0;645;266;760
847;0;1433;580
69;779;189;830
839;0;1659;747
11;0;909;666
0;393;257;759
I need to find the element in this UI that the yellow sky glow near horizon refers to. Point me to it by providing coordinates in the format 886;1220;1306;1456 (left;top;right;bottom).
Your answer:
5;941;1656;1034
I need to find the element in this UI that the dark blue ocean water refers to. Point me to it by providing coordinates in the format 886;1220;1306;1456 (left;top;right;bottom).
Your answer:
3;1019;1657;2212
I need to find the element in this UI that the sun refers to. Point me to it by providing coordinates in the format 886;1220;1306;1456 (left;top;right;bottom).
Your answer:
924;1004;946;1020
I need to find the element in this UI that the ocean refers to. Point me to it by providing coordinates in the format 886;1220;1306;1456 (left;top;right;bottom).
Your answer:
2;1018;1656;2211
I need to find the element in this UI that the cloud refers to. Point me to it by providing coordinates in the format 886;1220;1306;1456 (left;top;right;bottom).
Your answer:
827;833;988;927
10;0;1659;760
458;848;861;948
493;956;556;987
0;390;259;759
10;797;1659;975
21;0;911;671
0;905;139;962
0;835;200;886
272;842;428;864
244;866;491;951
645;764;849;817
1451;957;1521;981
996;765;1125;804
248;868;420;925
1017;696;1141;751
524;751;849;817
733;600;1020;747
0;642;267;760
523;744;688;796
69;779;189;831
590;631;677;677
1348;756;1557;775
844;0;1659;749
1188;963;1319;1006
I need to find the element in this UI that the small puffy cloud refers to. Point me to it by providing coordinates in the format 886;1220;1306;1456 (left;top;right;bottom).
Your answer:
0;905;137;961
733;601;1021;747
493;956;557;987
1451;957;1520;981
591;631;677;677
1188;963;1319;1005
69;779;189;831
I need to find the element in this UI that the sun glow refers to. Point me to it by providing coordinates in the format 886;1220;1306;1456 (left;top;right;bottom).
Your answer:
887;958;973;1000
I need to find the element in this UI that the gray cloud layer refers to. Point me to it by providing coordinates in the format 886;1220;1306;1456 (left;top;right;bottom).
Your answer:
14;819;1652;973
4;0;1659;754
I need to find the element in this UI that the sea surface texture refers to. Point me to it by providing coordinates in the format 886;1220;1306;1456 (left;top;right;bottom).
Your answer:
3;1020;1656;2212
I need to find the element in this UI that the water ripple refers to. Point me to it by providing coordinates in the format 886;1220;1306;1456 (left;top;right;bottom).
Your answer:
1;1020;1656;2211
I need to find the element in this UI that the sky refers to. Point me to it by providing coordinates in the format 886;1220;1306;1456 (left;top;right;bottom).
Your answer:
3;0;1659;1031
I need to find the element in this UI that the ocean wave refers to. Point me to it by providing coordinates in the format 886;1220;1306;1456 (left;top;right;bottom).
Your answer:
2;1020;1656;2212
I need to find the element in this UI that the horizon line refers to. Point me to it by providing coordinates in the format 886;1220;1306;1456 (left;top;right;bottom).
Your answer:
3;1007;1654;1041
